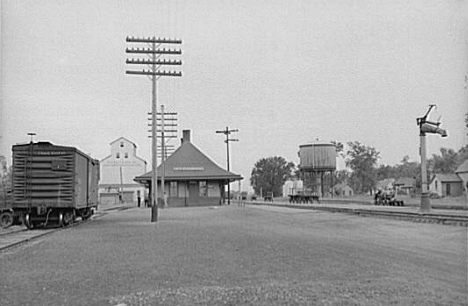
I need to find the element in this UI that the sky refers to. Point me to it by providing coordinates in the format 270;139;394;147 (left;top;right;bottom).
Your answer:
1;0;467;192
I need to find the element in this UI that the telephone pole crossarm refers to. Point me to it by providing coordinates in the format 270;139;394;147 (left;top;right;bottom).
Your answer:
126;48;182;55
126;36;182;44
126;59;182;65
126;70;182;77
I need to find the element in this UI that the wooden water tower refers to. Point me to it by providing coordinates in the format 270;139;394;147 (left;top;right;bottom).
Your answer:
298;140;337;197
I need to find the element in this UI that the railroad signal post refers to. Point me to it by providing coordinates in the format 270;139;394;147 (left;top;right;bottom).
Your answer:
126;36;182;222
216;127;238;205
417;105;448;212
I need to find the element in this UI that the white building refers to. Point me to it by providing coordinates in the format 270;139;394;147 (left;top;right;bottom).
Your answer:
282;179;303;197
98;137;147;205
455;160;468;198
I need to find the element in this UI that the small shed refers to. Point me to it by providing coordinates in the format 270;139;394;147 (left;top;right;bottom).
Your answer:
429;173;463;197
394;177;416;195
332;183;354;197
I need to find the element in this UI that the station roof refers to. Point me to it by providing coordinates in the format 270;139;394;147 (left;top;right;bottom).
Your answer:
134;131;242;183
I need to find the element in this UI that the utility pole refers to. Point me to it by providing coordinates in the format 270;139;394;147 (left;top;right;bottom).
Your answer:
146;107;178;208
126;36;182;222
417;105;448;212
161;105;166;208
119;166;124;204
215;127;238;205
156;106;178;208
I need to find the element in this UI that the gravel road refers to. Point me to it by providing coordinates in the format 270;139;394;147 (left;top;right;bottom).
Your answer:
0;205;466;305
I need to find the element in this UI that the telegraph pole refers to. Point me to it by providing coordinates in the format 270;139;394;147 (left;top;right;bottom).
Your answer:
216;127;238;205
161;105;166;208
126;36;182;222
156;107;178;208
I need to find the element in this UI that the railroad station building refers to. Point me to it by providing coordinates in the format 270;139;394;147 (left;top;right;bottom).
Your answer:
98;137;147;204
134;130;242;207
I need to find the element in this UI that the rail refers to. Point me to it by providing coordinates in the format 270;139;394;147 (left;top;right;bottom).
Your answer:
0;212;107;252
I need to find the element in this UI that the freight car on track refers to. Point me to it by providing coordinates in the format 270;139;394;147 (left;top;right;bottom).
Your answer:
12;142;99;229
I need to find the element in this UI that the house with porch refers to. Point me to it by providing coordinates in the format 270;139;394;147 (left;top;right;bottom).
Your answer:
134;130;243;207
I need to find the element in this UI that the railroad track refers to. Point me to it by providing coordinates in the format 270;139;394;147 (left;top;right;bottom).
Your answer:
0;228;54;251
352;209;468;226
0;212;107;252
248;201;468;226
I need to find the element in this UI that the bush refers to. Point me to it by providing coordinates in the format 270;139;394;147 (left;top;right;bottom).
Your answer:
429;192;440;199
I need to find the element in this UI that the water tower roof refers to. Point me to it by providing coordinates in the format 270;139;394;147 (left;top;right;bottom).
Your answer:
300;140;334;147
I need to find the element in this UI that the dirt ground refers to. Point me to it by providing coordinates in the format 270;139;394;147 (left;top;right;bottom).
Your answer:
0;205;466;306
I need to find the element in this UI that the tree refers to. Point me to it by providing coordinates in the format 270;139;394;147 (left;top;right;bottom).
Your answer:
429;148;459;174
395;155;420;179
250;156;295;197
333;169;351;185
331;140;345;158
375;164;395;181
345;141;380;194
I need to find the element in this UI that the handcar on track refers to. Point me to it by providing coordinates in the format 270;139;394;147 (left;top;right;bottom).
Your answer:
374;189;404;206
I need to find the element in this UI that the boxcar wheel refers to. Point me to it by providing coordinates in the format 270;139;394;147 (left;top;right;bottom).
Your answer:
63;211;74;226
0;211;14;228
81;209;91;220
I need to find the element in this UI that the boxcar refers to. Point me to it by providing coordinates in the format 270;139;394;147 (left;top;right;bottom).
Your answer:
12;142;99;229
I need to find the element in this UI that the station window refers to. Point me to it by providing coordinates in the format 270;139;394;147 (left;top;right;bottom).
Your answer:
199;181;208;197
116;153;120;159
124;152;128;158
120;142;124;147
